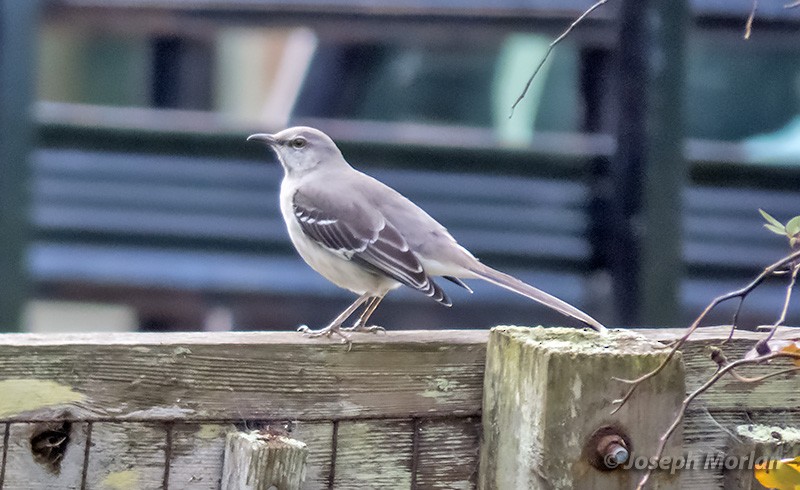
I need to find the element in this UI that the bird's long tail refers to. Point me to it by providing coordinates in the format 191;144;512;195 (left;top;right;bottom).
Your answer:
470;264;607;333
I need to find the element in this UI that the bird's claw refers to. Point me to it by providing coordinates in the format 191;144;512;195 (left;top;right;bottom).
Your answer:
297;324;330;338
297;324;352;345
342;324;386;334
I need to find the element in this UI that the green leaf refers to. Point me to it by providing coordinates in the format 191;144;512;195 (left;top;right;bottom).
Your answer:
759;209;785;229
764;224;786;235
786;216;800;236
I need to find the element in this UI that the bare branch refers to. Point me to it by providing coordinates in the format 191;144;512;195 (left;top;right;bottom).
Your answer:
635;350;800;490
707;345;800;382
610;249;800;414
509;0;609;117
786;0;800;8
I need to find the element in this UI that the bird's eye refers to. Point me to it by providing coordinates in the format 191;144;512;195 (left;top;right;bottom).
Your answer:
290;137;307;149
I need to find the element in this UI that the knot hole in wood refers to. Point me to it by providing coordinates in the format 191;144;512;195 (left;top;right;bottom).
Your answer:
29;420;72;474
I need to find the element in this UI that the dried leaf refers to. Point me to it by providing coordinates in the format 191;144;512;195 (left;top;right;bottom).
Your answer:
754;455;800;490
744;340;799;363
779;341;800;367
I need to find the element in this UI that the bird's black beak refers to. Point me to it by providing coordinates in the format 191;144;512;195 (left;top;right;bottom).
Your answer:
247;133;277;145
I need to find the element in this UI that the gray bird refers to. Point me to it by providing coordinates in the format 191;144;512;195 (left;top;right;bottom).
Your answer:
248;127;606;340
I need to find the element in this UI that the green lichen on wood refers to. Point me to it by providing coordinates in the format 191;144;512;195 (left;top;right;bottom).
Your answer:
100;469;141;490
0;379;83;417
480;325;685;489
196;423;232;440
736;425;800;444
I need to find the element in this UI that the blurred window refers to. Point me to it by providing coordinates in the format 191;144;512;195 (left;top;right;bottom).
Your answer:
37;19;800;156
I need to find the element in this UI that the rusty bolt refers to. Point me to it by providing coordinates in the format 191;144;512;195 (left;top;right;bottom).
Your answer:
584;425;632;471
598;435;629;469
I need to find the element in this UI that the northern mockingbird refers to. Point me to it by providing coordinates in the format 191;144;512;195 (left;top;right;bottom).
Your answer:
248;126;606;339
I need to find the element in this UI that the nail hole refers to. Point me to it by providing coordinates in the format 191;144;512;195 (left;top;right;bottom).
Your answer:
30;421;72;474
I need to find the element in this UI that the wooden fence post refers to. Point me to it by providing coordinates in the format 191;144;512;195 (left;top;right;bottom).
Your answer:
724;425;800;490
222;430;308;490
479;326;686;489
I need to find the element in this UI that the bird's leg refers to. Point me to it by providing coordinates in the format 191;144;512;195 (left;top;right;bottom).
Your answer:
297;293;370;341
342;295;385;334
340;296;378;331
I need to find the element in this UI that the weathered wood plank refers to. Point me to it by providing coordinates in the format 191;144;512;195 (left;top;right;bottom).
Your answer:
416;417;480;490
636;326;800;411
2;421;86;489
479;327;685;489
0;422;6;486
725;424;800;490
170;423;234;489
222;431;308;490
0;327;796;424
681;409;800;489
291;422;334;490
166;421;334;489
84;422;167;489
0;331;487;421
333;419;414;489
0;327;796;490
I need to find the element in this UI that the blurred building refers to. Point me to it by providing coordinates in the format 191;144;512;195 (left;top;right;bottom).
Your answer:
3;0;799;332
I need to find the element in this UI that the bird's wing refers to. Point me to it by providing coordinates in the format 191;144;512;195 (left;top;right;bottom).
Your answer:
292;188;451;305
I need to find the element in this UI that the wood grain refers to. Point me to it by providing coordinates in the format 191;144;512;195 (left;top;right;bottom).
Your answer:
0;331;487;422
416;417;480;490
170;423;234;489
650;327;800;411
2;421;87;489
290;422;334;490
333;419;414;489
681;409;800;489
84;422;167;489
0;422;6;486
0;327;796;421
480;327;685;490
221;431;308;490
161;421;335;490
0;327;797;490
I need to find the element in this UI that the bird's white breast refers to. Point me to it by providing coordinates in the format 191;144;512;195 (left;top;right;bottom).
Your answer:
279;182;399;295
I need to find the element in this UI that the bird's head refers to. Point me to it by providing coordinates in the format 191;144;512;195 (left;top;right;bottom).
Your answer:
247;126;346;177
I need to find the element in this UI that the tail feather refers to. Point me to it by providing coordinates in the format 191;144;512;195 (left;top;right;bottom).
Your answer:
470;264;607;333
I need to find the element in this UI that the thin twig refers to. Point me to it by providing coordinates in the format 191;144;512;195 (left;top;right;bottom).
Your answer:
723;297;746;344
730;365;800;383
509;0;609;117
785;0;800;8
726;260;795;343
745;0;759;39
611;249;800;414
763;264;798;344
635;350;800;490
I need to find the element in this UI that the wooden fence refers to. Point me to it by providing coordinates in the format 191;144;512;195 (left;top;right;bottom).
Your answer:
0;326;798;489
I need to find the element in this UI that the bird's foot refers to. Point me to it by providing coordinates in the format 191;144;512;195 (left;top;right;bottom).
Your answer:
341;323;386;334
297;324;351;344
